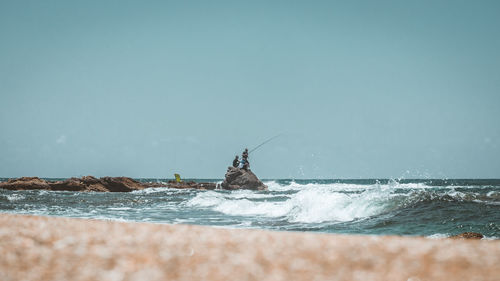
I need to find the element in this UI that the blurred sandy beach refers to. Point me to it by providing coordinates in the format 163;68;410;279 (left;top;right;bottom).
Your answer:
1;213;499;281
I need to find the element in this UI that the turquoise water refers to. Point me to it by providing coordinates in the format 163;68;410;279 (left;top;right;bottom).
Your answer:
1;179;499;238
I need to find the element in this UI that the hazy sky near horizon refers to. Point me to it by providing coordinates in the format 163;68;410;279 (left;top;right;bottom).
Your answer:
1;0;499;178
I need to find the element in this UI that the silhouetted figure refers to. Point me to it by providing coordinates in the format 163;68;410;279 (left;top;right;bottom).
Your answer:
241;148;250;170
232;156;240;168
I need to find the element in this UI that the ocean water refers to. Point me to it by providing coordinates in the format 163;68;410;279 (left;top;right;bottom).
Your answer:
1;179;499;239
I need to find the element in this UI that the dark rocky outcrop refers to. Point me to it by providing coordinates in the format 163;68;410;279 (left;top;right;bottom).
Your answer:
49;176;107;192
0;172;263;192
0;177;51;191
450;232;484;239
0;176;148;192
220;167;267;191
100;177;147;192
0;176;219;192
165;181;217;190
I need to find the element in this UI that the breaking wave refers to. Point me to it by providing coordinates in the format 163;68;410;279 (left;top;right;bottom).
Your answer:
187;181;500;224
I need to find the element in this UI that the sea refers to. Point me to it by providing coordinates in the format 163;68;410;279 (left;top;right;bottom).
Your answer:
1;178;499;239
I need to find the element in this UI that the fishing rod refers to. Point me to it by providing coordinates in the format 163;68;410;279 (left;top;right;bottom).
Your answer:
249;134;282;154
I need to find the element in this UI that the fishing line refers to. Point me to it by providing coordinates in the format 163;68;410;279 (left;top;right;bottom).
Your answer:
249;134;282;154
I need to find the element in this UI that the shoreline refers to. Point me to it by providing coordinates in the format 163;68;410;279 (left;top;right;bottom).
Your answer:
1;214;499;281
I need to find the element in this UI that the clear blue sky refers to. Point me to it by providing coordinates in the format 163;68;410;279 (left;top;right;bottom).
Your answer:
1;0;499;178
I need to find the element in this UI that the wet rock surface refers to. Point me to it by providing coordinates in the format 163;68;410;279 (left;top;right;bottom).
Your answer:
450;232;484;239
221;166;268;190
165;180;217;190
0;176;216;192
0;176;149;192
0;177;51;190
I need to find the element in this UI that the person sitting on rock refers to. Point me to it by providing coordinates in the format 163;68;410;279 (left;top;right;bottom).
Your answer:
232;156;240;168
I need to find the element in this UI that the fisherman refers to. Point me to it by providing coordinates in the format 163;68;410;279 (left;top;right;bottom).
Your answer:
243;160;250;170
232;155;240;168
241;148;250;170
238;157;245;169
239;157;250;170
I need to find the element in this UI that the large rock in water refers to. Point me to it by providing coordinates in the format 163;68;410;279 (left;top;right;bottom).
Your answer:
221;167;268;191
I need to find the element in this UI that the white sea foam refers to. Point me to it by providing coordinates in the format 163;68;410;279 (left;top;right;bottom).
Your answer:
186;190;292;217
108;207;133;211
186;191;222;207
265;180;431;192
226;189;278;199
217;199;292;217
427;233;449;239
187;184;397;223
265;181;368;192
287;187;391;223
6;194;25;201
90;216;131;223
487;190;500;199
131;187;181;194
484;236;499;240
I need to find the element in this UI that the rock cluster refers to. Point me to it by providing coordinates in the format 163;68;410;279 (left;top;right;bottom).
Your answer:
165;180;217;190
0;176;219;192
221;167;268;191
450;232;484;239
0;177;51;190
0;170;262;192
0;176;149;192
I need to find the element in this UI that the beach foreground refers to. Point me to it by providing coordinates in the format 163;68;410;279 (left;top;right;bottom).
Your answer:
1;214;499;281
